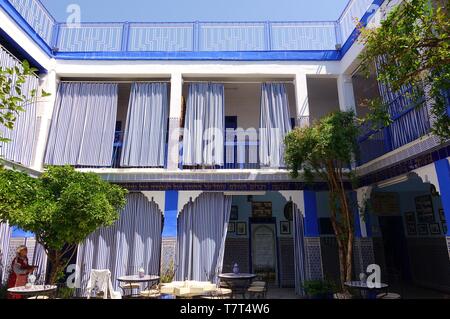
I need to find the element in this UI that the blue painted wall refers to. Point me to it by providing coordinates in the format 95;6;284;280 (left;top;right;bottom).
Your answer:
163;191;178;238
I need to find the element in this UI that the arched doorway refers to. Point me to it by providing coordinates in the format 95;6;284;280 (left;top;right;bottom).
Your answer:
251;224;278;284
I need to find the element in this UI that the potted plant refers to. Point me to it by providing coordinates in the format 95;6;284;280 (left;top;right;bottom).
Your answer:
303;279;336;299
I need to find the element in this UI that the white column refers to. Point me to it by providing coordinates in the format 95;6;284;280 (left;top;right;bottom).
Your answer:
167;73;183;170
294;73;310;128
32;70;59;171
356;186;373;238
337;74;356;112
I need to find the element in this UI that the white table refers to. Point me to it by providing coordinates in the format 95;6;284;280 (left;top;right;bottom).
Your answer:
344;281;389;299
8;285;57;299
117;275;160;297
218;273;257;298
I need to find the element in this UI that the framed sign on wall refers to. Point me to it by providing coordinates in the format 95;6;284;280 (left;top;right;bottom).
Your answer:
252;202;272;218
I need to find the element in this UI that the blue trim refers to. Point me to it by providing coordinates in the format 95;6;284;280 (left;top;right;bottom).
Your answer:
0;0;53;56
53;50;341;61
435;159;450;236
339;0;386;57
0;28;46;72
163;190;178;238
303;191;319;237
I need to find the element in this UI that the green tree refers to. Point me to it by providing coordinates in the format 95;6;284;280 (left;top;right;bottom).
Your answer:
359;0;450;139
284;112;360;292
0;59;50;142
0;166;128;284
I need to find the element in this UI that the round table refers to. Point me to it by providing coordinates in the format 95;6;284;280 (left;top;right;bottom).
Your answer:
117;275;160;297
7;285;57;299
344;281;389;299
218;273;256;299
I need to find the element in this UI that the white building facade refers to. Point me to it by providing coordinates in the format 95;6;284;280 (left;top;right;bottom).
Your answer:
0;0;449;294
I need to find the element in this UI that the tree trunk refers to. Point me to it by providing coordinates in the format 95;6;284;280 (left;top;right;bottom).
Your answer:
47;249;63;285
326;160;355;293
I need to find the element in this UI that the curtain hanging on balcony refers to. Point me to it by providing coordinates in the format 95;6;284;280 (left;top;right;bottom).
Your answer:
75;193;162;295
175;192;231;282
182;83;225;166
293;204;306;296
120;83;168;167
259;83;292;168
44;83;118;167
0;46;39;167
375;57;430;150
0;222;11;283
31;242;48;284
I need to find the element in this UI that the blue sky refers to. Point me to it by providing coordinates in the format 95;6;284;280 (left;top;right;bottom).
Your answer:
41;0;350;22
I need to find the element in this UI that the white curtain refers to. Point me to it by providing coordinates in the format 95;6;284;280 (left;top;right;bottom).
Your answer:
120;83;169;167
175;192;232;282
0;45;39;167
182;83;225;166
0;222;11;283
293;204;306;296
32;242;48;284
45;82;118;166
259;83;292;168
75;193;162;295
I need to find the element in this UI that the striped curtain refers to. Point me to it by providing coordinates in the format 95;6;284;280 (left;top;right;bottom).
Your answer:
175;192;231;282
182;83;225;166
293;205;306;296
259;83;292;168
375;57;430;150
0;222;11;283
75;193;163;294
0;45;39;167
32;242;48;284
120;83;169;167
44;82;118;166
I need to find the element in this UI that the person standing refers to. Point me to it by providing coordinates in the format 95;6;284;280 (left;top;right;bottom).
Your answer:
6;245;37;299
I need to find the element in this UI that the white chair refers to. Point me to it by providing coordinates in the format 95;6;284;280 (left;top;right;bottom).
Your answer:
86;269;121;299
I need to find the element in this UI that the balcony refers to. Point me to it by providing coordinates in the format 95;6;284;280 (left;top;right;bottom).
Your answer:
1;0;384;60
357;93;431;165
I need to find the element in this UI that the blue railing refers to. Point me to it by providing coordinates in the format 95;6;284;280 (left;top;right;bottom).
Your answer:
4;0;378;53
178;140;261;169
358;98;431;165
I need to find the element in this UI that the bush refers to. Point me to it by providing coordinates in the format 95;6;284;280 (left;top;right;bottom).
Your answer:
303;279;337;299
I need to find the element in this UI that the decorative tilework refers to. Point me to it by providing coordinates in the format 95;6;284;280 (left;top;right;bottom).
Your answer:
223;238;250;273
353;238;375;275
279;238;295;287
304;237;324;280
160;237;176;277
358;142;450;187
